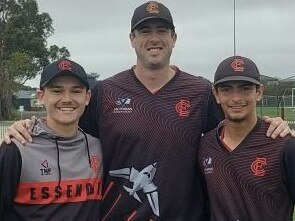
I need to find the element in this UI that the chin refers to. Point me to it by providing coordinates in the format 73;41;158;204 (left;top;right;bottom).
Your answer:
56;117;79;126
226;114;247;123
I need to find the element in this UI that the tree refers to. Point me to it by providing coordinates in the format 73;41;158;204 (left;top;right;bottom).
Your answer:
0;0;70;120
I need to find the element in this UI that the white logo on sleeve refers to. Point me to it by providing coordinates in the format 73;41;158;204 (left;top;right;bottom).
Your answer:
203;157;214;174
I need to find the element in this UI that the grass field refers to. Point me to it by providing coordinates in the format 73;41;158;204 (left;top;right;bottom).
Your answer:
257;106;295;121
257;106;295;130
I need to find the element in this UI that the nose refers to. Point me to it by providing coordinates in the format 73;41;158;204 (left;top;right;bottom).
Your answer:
149;29;161;41
231;89;243;101
62;91;73;102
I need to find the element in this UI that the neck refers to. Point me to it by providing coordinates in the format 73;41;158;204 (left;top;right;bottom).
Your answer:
223;116;257;151
45;119;78;138
133;65;176;93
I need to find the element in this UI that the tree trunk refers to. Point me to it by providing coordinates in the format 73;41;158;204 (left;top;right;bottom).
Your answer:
0;98;3;120
0;87;13;120
0;91;12;120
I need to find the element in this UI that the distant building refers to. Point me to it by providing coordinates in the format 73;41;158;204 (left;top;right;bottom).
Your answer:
260;74;278;85
14;90;40;111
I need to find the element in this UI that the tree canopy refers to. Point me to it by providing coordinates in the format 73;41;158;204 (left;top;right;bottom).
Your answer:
0;0;70;120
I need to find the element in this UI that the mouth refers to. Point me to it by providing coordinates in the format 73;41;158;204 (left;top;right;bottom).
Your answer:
228;105;246;111
58;107;76;112
148;47;162;53
230;105;244;109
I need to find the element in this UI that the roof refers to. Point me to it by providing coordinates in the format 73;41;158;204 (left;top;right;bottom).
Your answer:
15;90;36;99
260;74;278;82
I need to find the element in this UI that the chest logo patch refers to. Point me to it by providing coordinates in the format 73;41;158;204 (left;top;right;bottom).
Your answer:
40;159;52;176
175;99;191;117
113;97;133;113
251;157;267;177
90;155;101;173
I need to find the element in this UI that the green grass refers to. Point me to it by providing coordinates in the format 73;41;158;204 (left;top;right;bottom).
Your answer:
257;106;295;122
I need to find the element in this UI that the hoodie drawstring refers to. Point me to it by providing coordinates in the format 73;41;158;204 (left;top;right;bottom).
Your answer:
55;139;62;187
54;130;91;187
80;128;92;168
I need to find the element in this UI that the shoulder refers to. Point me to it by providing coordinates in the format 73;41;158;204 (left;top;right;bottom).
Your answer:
172;68;213;95
103;69;131;83
84;133;102;150
283;137;295;154
0;141;21;155
256;120;276;137
84;133;103;163
177;69;212;86
200;127;218;146
85;132;101;143
0;141;22;164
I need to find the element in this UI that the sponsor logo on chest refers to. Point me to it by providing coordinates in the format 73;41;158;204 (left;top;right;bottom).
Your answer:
113;97;133;113
40;159;52;176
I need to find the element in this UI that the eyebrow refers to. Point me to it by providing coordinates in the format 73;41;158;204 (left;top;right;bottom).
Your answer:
137;23;171;30
47;85;85;89
218;82;254;87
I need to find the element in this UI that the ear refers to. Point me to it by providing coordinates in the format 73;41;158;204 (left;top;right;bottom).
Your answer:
172;32;177;48
256;84;264;102
36;89;45;105
212;86;221;104
85;90;91;106
130;32;136;48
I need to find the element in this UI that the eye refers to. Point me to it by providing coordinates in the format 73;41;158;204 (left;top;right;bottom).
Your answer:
242;86;253;91
50;89;62;94
219;87;230;92
138;28;151;34
72;89;83;94
157;27;169;33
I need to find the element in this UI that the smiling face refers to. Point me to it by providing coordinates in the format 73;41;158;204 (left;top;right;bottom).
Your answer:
213;81;263;123
37;75;91;131
130;19;177;69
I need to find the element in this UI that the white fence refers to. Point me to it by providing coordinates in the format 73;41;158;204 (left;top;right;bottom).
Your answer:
0;126;8;140
0;122;13;140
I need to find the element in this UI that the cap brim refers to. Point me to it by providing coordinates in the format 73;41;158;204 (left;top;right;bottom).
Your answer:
40;71;90;88
131;17;175;31
214;76;261;86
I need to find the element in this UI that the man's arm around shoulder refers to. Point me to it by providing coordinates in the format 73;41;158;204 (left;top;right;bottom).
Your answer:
283;138;295;202
0;142;22;218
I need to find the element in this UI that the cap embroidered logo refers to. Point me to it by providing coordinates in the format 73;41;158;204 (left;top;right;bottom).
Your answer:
231;58;244;72
146;2;159;14
58;60;72;71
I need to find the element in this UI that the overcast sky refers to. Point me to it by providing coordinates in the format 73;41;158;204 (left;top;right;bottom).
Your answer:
26;0;295;87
